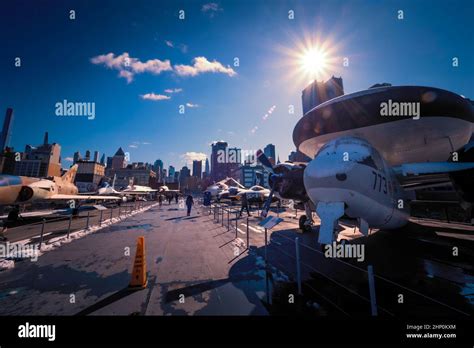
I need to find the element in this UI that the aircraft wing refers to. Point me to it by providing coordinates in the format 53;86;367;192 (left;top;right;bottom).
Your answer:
121;191;156;195
47;194;121;200
393;162;474;191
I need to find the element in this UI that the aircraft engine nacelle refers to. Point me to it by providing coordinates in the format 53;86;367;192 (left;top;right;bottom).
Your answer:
17;185;49;202
449;141;474;202
271;164;309;202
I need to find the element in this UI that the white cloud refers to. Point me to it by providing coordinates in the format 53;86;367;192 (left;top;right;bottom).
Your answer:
142;142;151;145
164;88;183;93
186;102;200;108
118;70;134;83
91;52;235;82
202;3;223;17
141;93;171;101
174;57;236;77
91;52;172;83
64;157;74;162
129;144;138;148
165;40;174;48
181;152;207;165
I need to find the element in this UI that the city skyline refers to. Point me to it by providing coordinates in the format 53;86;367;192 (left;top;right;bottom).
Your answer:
2;0;473;171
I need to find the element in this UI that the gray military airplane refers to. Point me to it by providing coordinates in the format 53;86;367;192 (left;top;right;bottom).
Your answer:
259;85;474;246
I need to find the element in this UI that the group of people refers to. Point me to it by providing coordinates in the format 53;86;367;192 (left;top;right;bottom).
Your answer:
157;193;195;216
157;193;179;206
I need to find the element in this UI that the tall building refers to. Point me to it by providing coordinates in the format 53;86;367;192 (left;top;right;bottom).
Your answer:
288;150;311;163
239;164;270;188
111;147;126;170
166;165;175;183
301;76;344;115
210;141;241;181
211;141;228;181
205;158;210;175
154;159;164;181
263;144;276;165
109;162;157;189
14;131;62;177
179;166;191;187
73;151;82;164
192;160;202;178
75;151;106;193
0;147;16;174
0;108;14;151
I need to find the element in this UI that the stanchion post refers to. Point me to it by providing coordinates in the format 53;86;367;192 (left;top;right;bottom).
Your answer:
264;228;268;264
235;211;238;238
227;208;230;231
295;237;302;295
67;214;73;238
99;210;103;226
39;219;46;250
246;217;249;248
86;211;90;229
367;265;378;316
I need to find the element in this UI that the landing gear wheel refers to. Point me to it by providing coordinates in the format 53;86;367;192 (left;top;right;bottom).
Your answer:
299;215;312;232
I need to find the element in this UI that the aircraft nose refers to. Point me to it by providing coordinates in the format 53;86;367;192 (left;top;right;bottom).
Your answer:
304;151;354;183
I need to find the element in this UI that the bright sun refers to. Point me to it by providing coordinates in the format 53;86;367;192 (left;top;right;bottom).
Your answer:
299;47;328;79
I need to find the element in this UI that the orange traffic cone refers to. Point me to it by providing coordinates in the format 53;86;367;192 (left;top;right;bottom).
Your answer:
129;236;148;289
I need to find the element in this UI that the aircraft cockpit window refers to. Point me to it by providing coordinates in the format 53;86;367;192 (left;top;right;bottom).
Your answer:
356;155;377;169
356;151;384;171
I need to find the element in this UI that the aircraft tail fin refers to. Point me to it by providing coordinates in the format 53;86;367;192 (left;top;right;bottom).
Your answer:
61;164;78;183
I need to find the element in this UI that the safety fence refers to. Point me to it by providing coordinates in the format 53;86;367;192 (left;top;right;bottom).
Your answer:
208;201;472;317
3;201;155;250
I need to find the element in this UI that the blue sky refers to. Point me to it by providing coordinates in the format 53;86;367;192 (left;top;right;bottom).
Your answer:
1;0;473;171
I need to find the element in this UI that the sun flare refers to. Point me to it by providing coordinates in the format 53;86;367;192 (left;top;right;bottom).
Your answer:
299;47;328;78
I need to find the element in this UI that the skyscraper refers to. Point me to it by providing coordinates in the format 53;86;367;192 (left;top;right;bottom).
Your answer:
264;144;276;165
192;160;202;178
73;151;82;164
154;159;164;181
168;165;175;182
179;166;190;187
0;108;14;151
211;141;228;181
111;147;126;169
301;76;344;115
205;158;210;175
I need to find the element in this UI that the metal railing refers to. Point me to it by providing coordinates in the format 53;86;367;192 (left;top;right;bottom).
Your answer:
208;201;472;317
3;201;156;252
